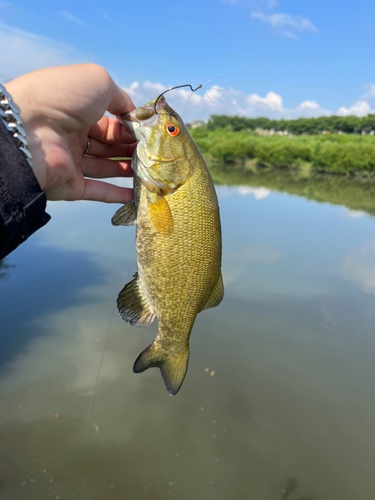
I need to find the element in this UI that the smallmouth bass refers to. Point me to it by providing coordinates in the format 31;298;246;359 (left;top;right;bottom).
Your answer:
112;96;223;395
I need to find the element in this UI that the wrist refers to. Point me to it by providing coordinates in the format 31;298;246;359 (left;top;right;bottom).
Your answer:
3;79;49;192
0;83;33;168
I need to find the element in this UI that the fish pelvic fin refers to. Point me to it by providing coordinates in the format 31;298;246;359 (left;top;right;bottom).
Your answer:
201;271;224;312
117;272;155;327
111;200;137;226
133;341;190;396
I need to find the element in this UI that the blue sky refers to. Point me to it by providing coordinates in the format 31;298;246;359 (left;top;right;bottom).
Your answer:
1;0;374;121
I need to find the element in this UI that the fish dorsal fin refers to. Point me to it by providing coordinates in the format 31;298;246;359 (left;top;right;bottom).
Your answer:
117;272;155;327
147;193;173;235
111;200;137;226
201;272;224;312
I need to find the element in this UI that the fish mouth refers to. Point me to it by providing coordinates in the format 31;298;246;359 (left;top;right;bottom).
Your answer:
117;96;166;140
146;154;179;164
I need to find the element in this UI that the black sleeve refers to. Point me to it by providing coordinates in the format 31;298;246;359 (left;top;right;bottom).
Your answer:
0;120;50;259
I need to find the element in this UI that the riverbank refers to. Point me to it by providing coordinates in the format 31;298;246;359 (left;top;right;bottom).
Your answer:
190;128;375;176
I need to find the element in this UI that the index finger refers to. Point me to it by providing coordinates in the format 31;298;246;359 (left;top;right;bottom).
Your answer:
107;83;136;117
89;76;137;144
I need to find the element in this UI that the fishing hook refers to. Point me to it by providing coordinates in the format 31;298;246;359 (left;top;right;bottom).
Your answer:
154;83;203;114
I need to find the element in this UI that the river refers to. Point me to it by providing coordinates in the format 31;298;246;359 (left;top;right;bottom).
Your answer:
1;171;375;500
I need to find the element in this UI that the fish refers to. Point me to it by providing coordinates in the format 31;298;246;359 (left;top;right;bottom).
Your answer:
112;95;223;396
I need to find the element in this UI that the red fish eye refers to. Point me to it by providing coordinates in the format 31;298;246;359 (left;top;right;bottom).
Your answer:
166;123;180;136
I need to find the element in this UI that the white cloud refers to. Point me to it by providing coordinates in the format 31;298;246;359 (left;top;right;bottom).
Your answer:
59;11;86;25
251;11;318;38
295;100;331;116
361;83;375;106
97;9;115;23
0;22;88;82
251;12;318;32
284;30;299;40
143;81;166;93
298;100;322;111
337;101;371;117
337;83;375;117
247;91;283;112
262;0;278;8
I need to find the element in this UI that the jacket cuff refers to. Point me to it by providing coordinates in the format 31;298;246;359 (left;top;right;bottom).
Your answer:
0;120;50;259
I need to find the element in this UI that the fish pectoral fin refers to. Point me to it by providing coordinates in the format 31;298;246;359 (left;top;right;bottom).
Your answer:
117;272;155;327
111;200;137;226
147;193;173;235
201;272;224;312
133;342;189;396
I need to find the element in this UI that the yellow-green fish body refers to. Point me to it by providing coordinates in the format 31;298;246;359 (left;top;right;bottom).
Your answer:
112;96;223;395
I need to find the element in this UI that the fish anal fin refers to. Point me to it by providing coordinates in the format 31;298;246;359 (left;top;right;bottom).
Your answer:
133;341;189;396
147;194;173;235
112;200;137;226
201;272;224;312
117;272;155;327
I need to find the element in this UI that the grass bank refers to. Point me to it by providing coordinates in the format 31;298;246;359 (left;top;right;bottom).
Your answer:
190;128;375;176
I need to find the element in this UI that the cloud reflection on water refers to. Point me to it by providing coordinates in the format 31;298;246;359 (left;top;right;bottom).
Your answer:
216;185;271;200
345;209;366;219
223;243;280;284
343;239;375;294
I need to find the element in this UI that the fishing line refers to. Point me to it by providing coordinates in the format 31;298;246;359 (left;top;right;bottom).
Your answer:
89;247;133;421
181;91;195;120
200;77;230;105
180;78;229;119
83;249;134;499
87;306;115;442
154;83;203;114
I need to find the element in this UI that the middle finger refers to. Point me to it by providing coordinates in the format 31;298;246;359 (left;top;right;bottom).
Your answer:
84;137;137;159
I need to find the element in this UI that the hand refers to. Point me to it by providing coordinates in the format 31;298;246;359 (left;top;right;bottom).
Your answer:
5;64;136;204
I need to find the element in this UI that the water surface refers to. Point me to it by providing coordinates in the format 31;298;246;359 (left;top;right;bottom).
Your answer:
1;172;375;500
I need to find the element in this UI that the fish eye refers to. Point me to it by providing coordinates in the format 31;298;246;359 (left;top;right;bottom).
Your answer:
166;123;180;137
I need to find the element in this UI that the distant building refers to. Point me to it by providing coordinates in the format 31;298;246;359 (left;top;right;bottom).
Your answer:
255;128;290;137
187;120;207;129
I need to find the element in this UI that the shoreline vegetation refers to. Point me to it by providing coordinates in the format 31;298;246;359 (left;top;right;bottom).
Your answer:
189;114;375;176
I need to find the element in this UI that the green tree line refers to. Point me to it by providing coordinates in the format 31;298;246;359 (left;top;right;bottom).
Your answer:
201;114;375;135
190;128;375;175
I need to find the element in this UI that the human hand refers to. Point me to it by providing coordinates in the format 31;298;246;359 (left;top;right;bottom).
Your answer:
5;64;136;204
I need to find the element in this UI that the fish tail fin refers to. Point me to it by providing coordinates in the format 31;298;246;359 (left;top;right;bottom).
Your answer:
133;342;189;396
